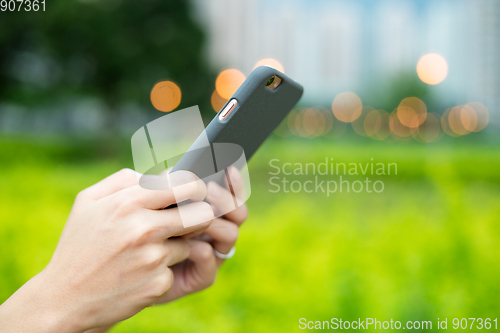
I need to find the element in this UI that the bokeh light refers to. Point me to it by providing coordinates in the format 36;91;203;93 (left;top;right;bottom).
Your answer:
351;106;375;137
448;105;470;136
397;97;427;128
460;104;478;133
150;81;181;112
295;108;321;138
466;102;489;132
287;109;300;136
417;53;449;85
364;109;390;140
441;107;460;137
316;106;334;137
389;108;412;139
331;92;363;123
363;109;382;138
215;69;246;99
211;89;228;113
253;58;285;73
414;113;442;143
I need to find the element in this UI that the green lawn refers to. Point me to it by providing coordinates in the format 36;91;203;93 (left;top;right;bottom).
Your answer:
1;136;499;332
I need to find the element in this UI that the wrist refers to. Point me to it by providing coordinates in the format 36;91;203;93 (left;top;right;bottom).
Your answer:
34;269;90;333
0;271;88;333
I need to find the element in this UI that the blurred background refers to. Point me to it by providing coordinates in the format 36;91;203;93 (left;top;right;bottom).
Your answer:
1;0;499;332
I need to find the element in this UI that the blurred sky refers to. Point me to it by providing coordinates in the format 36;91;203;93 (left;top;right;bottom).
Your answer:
192;0;500;126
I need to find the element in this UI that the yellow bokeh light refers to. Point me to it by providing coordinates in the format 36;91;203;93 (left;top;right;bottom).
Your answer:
417;53;448;85
150;81;181;112
332;92;363;123
215;69;246;99
397;97;427;128
253;58;285;73
211;89;228;113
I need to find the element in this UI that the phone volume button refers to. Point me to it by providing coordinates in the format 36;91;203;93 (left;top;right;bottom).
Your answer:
219;99;238;121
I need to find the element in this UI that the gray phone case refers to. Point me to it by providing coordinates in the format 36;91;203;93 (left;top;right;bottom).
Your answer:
171;66;303;181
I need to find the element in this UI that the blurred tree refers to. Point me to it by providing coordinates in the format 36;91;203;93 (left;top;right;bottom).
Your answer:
0;0;215;127
364;71;433;113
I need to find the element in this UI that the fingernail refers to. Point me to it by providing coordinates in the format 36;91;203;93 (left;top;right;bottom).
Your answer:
207;182;222;199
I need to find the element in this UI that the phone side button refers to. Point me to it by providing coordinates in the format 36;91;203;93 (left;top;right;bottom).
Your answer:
219;99;238;121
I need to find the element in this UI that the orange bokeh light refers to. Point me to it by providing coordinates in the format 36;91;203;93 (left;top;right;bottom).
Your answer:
287;109;300;136
211;89;228;113
466;102;489;132
150;81;181;112
215;69;246;99
415;113;442;143
460;105;478;132
441;107;460;137
253;58;285;73
417;53;449;85
389;109;412;138
397;97;427;128
331;92;363;123
448;105;470;136
352;106;375;137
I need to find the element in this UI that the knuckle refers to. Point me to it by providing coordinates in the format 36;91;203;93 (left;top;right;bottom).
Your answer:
199;202;215;220
153;269;174;296
142;246;166;267
75;188;90;202
199;242;215;261
117;168;138;183
133;225;159;246
234;205;249;224
226;225;239;244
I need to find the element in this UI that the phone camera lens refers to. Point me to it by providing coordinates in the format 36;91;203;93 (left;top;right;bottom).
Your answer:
266;77;275;86
265;75;282;90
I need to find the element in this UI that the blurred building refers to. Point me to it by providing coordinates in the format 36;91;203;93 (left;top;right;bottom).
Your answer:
191;0;499;126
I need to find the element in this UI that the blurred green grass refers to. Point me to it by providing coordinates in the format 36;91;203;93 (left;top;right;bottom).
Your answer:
1;136;499;332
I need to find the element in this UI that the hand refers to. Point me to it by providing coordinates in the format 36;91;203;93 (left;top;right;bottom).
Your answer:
0;169;214;333
157;166;249;303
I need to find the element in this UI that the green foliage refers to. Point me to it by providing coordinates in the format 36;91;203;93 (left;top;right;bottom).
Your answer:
0;0;214;117
364;71;432;112
0;137;499;332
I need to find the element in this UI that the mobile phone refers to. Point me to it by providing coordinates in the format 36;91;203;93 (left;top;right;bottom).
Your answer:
171;66;303;182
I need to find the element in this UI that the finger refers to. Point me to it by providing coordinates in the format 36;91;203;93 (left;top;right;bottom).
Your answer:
81;168;140;201
205;181;236;216
163;238;191;266
225;166;246;202
111;171;207;210
159;240;218;303
206;181;248;226
203;218;238;266
144;201;214;239
186;240;218;279
224;167;249;224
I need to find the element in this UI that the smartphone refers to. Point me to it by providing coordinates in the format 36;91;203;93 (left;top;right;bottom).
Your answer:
171;66;303;182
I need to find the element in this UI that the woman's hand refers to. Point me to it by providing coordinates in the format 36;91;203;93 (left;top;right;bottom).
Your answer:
0;169;214;333
157;166;249;304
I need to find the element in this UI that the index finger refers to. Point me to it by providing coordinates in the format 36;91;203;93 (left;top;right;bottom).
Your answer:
110;170;207;210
